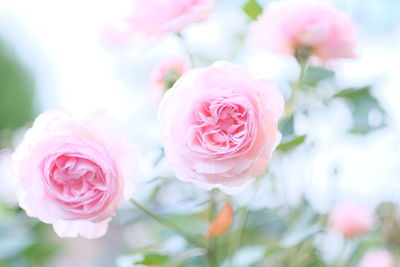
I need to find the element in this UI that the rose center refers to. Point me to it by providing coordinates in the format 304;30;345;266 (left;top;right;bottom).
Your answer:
45;154;108;217
189;97;254;156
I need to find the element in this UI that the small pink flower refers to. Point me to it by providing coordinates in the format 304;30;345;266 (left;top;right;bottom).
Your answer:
360;249;395;267
250;0;357;61
151;57;189;91
330;202;374;238
158;61;284;194
128;0;213;41
12;111;136;239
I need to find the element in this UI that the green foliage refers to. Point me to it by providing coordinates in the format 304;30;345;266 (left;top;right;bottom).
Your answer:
134;253;170;265
302;66;335;89
0;39;36;148
0;208;60;267
333;86;386;134
277;135;307;152
163;70;181;90
242;0;263;21
278;115;295;137
277;115;307;152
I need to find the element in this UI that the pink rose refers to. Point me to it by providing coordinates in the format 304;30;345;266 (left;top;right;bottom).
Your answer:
12;111;136;239
330;202;374;238
151;57;190;104
158;61;284;194
360;249;395;267
250;0;357;60
128;0;213;40
151;57;189;90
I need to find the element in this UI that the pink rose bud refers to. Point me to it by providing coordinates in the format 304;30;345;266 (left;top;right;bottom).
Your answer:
360;249;395;267
250;0;357;61
12;111;136;239
128;0;213;40
158;61;284;194
330;202;374;238
151;56;189;91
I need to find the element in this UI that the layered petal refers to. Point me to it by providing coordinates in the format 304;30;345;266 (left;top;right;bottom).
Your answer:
159;61;284;193
12;111;136;238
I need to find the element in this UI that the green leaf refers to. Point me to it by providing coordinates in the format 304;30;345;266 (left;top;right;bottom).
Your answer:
302;66;335;88
281;200;322;248
333;86;386;134
242;0;263;21
163;70;181;90
333;87;368;98
280;225;322;248
135;253;170;266
278;115;294;137
277;135;307;152
303;260;329;267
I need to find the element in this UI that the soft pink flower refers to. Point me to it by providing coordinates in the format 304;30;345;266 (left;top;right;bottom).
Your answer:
330;202;374;238
12;111;136;239
151;57;190;101
360;249;395;267
250;0;357;60
128;0;213;40
158;61;284;194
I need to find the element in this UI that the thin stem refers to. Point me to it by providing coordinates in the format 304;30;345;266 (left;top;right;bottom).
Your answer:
336;240;349;267
284;61;308;118
130;198;218;267
228;179;263;266
164;248;206;267
130;199;204;248
176;32;196;67
208;190;218;265
206;250;218;267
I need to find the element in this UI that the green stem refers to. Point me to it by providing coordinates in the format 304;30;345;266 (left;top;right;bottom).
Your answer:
206;250;218;267
336;240;349;267
130;198;218;267
228;179;263;266
284;60;308;118
208;190;218;265
130;199;204;248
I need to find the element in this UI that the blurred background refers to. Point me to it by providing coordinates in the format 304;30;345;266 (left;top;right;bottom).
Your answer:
0;0;400;266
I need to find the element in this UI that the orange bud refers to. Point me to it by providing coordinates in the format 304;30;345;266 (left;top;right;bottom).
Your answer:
205;202;233;239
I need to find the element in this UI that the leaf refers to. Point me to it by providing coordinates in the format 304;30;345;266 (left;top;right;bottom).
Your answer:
135;253;170;266
242;0;263;21
303;260;329;267
333;86;386;134
280;225;322;248
302;66;335;88
277;135;307;152
163;70;181;90
278;115;294;138
281;201;322;248
205;202;233;239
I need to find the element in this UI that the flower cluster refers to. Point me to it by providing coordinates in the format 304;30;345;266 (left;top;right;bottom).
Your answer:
12;1;373;256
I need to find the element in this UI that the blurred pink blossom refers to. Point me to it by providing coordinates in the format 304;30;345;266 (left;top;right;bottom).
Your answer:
250;0;357;61
158;61;284;194
128;0;213;41
151;56;189;104
360;249;395;267
12;111;136;239
330;202;374;238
